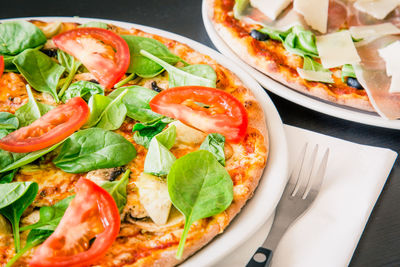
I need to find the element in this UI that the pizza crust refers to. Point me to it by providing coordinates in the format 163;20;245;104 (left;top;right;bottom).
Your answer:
208;0;375;112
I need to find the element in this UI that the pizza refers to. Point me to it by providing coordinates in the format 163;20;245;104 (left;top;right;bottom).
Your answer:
0;20;268;266
208;0;400;119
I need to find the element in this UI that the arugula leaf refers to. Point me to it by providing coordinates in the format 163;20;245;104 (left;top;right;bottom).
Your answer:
57;50;82;99
53;128;137;173
200;133;226;166
85;90;128;130
0;112;19;130
233;0;249;19
167;150;233;259
140;50;217;88
284;26;318;58
144;125;176;176
79;21;108;29
0;21;46;56
299;56;334;83
133;117;174;148
258;27;290;42
62;80;104;102
341;64;357;82
101;169;130;213
0;142;63;173
108;85;162;122
6;229;52;267
122;35;182;78
0;182;39;252
20;195;74;232
13;49;65;102
15;85;54;127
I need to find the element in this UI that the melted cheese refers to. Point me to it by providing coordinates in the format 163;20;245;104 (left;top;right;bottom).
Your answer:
249;0;292;20
350;23;400;39
316;30;361;68
294;0;329;33
297;68;334;83
354;0;400;20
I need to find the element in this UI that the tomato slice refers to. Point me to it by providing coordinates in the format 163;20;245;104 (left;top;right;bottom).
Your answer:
53;27;130;89
30;178;120;267
0;56;4;79
149;86;248;143
0;97;89;153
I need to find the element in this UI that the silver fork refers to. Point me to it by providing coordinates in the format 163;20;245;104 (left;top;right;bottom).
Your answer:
246;143;330;267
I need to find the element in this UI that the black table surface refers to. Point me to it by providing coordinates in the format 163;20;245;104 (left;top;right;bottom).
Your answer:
2;0;400;266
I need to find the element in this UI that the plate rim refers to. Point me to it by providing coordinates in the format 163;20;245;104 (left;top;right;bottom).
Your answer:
1;16;289;266
201;0;400;130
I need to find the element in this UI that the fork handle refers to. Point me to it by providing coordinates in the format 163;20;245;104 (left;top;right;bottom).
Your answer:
246;247;272;267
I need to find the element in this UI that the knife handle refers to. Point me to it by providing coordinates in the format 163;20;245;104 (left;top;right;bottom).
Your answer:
246;247;272;267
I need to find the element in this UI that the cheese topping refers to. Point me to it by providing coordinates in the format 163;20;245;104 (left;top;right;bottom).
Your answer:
294;0;329;33
297;68;334;83
350;23;400;39
249;0;292;20
354;0;400;20
316;30;361;69
378;40;400;92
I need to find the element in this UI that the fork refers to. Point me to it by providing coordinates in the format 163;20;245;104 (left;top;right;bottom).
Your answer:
246;143;330;267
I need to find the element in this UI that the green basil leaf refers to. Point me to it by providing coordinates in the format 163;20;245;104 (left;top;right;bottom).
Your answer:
15;85;54;127
53;128;137;173
13;49;65;102
79;21;108;29
0;142;63;173
0;182;39;252
0;21;46;56
0;168;19;184
101;169;130;213
85;90;128;130
108;85;162;122
144;125;176;176
0;112;19;129
341;64;356;82
133;117;174;148
258;27;290;42
122;35;182;78
62;81;104;102
200;133;226;166
20;195;74;232
233;0;249;19
283;26;319;58
167;150;233;259
140;50;217;88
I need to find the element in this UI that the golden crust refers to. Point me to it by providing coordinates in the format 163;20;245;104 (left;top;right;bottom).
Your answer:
209;0;375;112
0;20;269;266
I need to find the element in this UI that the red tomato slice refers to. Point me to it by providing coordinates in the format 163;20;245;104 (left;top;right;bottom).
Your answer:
53;27;130;89
0;97;89;153
30;178;120;267
0;56;4;79
149;86;248;143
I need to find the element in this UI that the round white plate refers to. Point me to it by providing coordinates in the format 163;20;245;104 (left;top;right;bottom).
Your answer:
202;1;400;130
2;17;289;266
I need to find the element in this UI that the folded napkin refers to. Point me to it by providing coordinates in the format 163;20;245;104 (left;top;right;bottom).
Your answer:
214;124;397;267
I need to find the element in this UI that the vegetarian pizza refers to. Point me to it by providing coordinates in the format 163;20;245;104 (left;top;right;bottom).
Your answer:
0;20;268;266
208;0;400;119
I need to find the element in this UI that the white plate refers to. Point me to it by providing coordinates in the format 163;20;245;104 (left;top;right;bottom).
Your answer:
202;1;400;130
2;17;289;266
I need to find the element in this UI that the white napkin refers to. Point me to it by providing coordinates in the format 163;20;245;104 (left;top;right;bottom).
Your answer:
214;124;397;267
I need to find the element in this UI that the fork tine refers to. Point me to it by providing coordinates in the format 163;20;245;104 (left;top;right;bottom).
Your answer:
302;148;330;199
292;144;318;197
289;143;308;196
298;144;319;198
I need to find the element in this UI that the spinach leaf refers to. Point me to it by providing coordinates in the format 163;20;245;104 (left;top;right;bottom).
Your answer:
62;80;104;102
0;142;63;173
144;125;176;176
13;49;65;102
133;117;174;148
122;35;182;78
233;0;249;19
101;169;130;213
57;50;82;99
0;21;46;56
0;182;39;252
258;27;290;42
200;133;226;166
167;150;233;259
283;26;319;58
140;50;217;88
53;128;137;173
299;56;334;83
0;112;19;129
79;21;108;29
6;229;52;267
20;195;74;232
85;90;128;130
3;55;18;72
0;168;19;184
108;86;162;122
0;129;10;139
341;64;356;82
15;85;54;127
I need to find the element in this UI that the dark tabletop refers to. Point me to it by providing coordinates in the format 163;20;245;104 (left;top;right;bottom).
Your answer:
2;0;400;266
